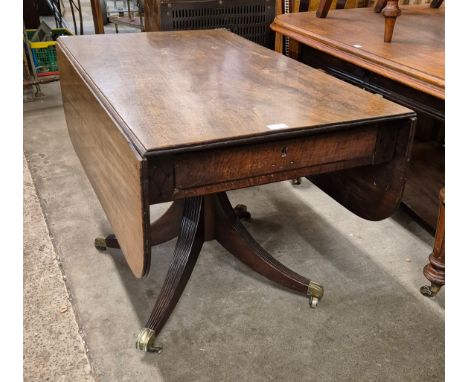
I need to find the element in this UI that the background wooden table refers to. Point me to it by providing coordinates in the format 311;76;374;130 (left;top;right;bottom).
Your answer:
272;4;445;231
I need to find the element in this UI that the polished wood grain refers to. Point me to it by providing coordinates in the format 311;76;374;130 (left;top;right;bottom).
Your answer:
59;29;417;349
57;47;151;278
403;141;444;229
272;5;444;229
173;127;377;189
57;29;411;155
271;5;445;99
310;117;415;221
147;121;405;203
58;28;414;281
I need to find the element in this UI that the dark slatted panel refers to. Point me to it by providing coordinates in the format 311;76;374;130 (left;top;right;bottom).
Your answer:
161;1;274;47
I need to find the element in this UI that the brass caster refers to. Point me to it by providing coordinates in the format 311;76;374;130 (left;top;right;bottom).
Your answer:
234;204;251;220
420;284;441;298
94;236;107;251
135;328;162;353
307;281;324;309
291;177;302;185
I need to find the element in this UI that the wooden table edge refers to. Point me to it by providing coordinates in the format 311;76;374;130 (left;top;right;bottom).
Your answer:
143;112;416;157
270;17;445;100
58;39;152;278
57;38;148;157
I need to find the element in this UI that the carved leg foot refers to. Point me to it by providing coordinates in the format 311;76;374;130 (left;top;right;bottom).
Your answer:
214;193;324;307
136;197;204;352
421;188;445;298
382;0;401;43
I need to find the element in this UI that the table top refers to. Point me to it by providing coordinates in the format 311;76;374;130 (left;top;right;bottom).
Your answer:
57;29;411;156
271;5;445;99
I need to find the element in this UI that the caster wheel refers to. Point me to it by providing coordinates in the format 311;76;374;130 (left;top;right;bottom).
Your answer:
307;281;323;309
136;328;162;353
234;204;251;220
420;284;440;298
291;177;302;185
309;296;319;308
94;236;107;251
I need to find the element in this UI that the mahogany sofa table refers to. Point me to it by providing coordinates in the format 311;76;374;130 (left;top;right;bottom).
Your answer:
58;29;415;352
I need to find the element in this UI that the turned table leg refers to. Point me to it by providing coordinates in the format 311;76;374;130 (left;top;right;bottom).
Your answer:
382;0;401;43
420;188;445;297
214;193;323;308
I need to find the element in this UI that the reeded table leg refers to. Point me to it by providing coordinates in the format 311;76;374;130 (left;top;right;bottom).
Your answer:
134;193;323;352
214;193;323;307
136;197;204;352
420;188;445;297
97;192;324;352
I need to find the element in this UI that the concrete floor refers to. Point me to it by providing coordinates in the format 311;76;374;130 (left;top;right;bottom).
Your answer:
24;82;444;381
24;155;94;381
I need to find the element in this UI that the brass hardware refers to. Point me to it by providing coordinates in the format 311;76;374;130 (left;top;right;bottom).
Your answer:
135;328;162;353
94;236;107;251
290;177;302;185
420;284;441;298
307;281;324;309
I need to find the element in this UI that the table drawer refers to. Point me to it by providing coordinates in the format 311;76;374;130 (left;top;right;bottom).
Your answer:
173;127;378;189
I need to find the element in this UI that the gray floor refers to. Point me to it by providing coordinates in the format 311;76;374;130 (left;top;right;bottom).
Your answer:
24;82;444;381
24;156;94;381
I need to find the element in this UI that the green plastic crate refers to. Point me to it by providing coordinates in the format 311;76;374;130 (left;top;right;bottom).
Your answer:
26;28;72;76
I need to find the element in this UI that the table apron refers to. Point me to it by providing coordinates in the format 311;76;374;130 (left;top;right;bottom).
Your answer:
147;122;402;204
